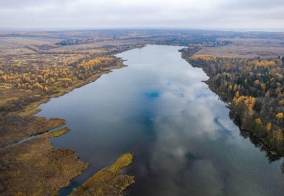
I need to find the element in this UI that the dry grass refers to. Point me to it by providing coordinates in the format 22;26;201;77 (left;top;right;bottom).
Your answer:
196;38;284;58
0;37;62;55
0;127;88;195
70;153;134;196
0;116;66;148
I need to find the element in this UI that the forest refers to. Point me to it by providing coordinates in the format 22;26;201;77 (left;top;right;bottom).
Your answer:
0;55;119;92
0;54;122;115
181;49;284;155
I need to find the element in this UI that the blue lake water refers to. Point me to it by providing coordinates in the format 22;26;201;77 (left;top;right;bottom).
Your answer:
36;45;283;196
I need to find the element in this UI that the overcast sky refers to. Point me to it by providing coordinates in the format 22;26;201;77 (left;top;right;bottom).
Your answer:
0;0;284;31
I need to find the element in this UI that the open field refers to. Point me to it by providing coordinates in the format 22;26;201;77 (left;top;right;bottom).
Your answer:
0;36;63;55
197;37;284;58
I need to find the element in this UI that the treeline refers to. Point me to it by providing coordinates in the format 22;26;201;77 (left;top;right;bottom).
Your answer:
0;56;120;94
75;57;117;80
185;54;284;155
55;38;94;46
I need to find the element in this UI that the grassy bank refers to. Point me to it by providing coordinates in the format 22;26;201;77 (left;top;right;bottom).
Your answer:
0;128;88;195
70;153;134;196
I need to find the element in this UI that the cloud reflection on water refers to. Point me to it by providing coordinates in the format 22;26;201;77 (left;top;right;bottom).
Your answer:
37;45;283;196
123;45;283;196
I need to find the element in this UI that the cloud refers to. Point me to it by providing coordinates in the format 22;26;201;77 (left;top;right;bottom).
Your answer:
0;0;71;8
221;0;284;10
0;0;283;30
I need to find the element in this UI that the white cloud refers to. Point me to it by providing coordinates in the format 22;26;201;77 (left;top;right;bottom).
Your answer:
0;0;283;30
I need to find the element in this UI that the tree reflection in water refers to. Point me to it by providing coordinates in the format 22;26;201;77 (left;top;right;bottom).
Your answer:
229;111;284;173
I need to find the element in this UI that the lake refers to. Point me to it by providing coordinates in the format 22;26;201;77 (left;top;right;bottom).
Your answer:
36;45;283;196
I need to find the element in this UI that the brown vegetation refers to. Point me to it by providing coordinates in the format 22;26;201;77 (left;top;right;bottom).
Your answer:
195;38;284;58
0;128;88;195
0;115;65;148
70;153;134;196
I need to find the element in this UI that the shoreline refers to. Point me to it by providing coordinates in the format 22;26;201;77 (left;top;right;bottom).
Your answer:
1;29;284;195
20;60;126;117
180;47;284;157
0;54;131;195
1;59;126;149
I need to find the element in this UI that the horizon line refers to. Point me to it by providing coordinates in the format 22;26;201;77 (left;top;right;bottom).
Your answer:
0;27;284;33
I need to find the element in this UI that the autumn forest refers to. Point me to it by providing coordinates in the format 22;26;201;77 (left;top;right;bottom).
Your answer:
181;52;284;154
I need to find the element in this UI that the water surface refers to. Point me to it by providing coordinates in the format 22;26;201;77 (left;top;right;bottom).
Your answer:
37;45;283;196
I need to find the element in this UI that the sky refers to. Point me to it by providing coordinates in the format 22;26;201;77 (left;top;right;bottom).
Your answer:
0;0;284;31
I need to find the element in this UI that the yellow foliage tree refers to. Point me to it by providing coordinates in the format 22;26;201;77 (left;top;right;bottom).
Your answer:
265;123;271;134
244;96;255;116
255;118;262;125
235;91;240;98
275;113;284;119
274;129;284;141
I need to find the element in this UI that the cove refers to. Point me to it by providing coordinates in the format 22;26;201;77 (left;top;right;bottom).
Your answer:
36;45;283;196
